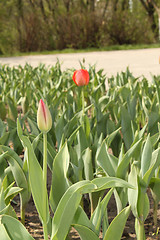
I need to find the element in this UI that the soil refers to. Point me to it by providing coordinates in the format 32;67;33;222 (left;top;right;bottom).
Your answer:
12;171;160;240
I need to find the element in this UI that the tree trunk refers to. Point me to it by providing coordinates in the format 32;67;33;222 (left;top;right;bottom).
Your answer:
16;0;26;51
150;0;160;39
139;0;157;33
158;15;160;40
40;0;47;20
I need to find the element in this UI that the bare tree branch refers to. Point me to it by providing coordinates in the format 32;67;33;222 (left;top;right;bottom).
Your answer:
28;0;35;9
139;0;149;11
40;0;47;20
150;0;160;15
102;0;110;19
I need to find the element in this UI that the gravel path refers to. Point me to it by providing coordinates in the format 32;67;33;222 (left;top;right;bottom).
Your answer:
0;48;160;81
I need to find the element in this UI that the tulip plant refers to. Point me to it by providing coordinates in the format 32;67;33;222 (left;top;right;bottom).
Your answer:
0;95;134;240
0;144;31;224
37;99;52;239
72;69;89;130
11;114;133;240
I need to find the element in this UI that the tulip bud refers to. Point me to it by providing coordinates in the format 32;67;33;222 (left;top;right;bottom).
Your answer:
37;99;52;133
72;69;89;86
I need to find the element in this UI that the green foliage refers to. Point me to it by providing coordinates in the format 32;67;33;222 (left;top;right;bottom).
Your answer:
103;206;131;240
103;6;154;45
50;142;70;212
0;145;31;223
17;119;49;225
0;215;34;240
1;63;160;239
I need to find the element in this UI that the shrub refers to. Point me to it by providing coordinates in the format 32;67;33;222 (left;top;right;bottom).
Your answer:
54;11;101;49
102;8;155;45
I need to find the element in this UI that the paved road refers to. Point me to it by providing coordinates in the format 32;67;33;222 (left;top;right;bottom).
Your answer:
0;48;160;81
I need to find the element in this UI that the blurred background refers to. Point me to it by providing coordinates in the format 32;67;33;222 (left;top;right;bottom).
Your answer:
0;0;160;55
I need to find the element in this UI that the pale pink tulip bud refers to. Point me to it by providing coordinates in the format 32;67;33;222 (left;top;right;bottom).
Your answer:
72;69;89;86
37;99;52;133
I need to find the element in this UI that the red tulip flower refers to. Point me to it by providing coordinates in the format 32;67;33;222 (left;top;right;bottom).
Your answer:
72;69;89;86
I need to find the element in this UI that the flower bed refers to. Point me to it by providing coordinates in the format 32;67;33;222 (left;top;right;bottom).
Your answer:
0;63;160;239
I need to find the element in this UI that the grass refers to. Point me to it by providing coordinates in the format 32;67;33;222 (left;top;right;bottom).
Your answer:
0;43;160;58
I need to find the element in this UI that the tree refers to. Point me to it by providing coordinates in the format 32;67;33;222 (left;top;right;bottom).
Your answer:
150;0;160;39
139;0;160;38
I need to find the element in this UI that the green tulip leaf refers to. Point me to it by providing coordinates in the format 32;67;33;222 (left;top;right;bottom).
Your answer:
106;127;121;147
17;119;49;224
50;142;70;212
121;106;133;150
141;134;152;177
51;180;97;240
150;132;160;147
91;188;113;235
128;163;139;218
55;114;66;149
0;224;11;240
143;147;160;185
96;140;116;177
83;147;93;181
92;177;134;191
103;206;131;240
1;215;34;240
73;224;99;240
73;206;95;231
149;177;160;201
4;187;22;205
0;145;31;210
116;139;142;179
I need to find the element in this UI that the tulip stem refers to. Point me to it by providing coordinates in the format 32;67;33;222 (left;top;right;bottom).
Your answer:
20;204;26;225
153;196;158;227
43;223;48;240
43;132;47;195
137;219;144;240
43;132;48;240
81;87;85;128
